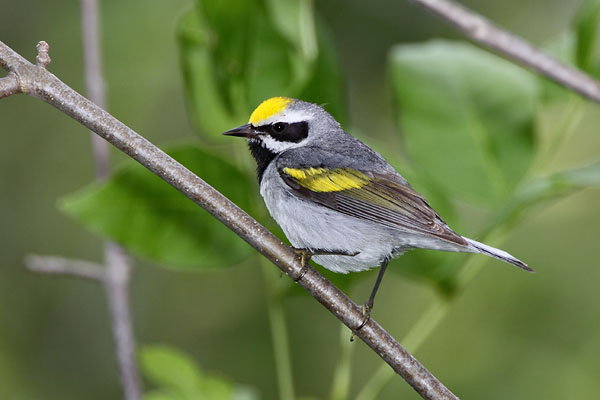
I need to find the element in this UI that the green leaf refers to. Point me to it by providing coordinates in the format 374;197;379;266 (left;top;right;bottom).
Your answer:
574;0;600;73
539;32;576;103
541;0;600;103
177;0;344;139
265;0;317;60
60;145;255;269
494;160;600;230
388;40;540;291
140;345;238;400
389;40;538;207
140;346;203;395
177;9;239;136
297;17;346;124
244;20;296;108
195;0;259;114
540;0;600;103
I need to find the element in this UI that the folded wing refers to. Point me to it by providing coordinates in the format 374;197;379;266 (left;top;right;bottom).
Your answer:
279;166;468;246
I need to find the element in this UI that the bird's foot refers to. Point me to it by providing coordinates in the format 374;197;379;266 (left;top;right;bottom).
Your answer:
350;301;373;342
292;248;312;282
291;248;359;282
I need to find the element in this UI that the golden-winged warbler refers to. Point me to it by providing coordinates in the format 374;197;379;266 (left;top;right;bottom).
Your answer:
223;97;531;321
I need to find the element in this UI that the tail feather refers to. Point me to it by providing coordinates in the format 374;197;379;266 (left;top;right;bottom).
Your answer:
465;238;534;272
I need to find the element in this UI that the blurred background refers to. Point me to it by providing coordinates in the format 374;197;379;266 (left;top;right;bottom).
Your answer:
2;0;600;399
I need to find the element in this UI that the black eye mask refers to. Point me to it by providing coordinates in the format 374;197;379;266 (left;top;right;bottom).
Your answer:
261;121;309;143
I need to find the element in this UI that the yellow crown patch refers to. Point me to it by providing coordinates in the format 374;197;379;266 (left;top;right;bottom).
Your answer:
249;97;293;125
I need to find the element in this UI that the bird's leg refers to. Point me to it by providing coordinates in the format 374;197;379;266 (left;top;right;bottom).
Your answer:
356;256;390;331
292;248;359;282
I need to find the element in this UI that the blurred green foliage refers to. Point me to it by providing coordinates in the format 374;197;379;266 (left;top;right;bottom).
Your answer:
575;0;600;73
3;0;600;399
496;159;600;228
60;146;254;268
63;0;600;297
140;345;258;400
387;40;538;292
390;40;537;207
178;0;344;137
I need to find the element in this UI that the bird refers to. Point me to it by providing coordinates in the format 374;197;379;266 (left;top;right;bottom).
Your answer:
223;96;532;326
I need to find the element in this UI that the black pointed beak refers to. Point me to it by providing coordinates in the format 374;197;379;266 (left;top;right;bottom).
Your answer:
221;123;258;138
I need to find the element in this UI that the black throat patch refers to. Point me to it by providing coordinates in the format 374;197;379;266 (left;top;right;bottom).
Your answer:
247;139;277;183
246;121;309;182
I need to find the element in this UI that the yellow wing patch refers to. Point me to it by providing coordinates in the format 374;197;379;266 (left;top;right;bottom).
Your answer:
249;97;293;125
283;167;371;192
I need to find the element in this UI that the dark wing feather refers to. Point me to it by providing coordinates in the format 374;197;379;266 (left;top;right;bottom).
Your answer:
280;167;467;246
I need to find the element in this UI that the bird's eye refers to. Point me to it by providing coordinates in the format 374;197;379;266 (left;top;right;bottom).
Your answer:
272;122;287;134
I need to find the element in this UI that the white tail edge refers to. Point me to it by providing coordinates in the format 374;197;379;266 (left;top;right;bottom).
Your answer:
465;238;534;272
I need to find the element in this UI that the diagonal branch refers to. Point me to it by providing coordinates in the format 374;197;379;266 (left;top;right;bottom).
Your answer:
409;0;600;104
0;40;458;400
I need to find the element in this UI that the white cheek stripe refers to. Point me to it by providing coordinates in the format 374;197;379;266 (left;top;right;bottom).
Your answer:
260;135;309;153
251;109;313;153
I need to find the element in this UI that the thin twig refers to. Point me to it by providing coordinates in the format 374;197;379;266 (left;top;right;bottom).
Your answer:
25;255;105;281
80;0;142;397
0;40;458;400
82;0;109;180
102;242;140;400
409;0;600;104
